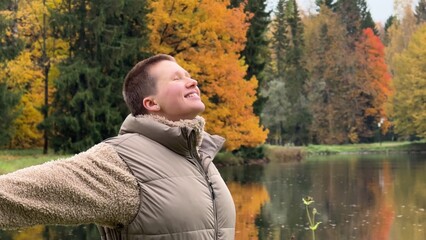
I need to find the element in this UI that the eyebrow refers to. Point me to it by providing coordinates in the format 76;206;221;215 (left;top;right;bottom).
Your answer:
172;70;191;78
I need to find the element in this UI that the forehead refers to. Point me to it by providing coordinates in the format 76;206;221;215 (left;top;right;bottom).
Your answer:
149;60;184;79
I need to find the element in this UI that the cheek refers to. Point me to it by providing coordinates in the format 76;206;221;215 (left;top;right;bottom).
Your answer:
160;84;183;105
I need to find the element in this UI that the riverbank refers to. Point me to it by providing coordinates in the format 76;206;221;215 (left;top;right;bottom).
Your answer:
1;141;424;172
215;140;426;166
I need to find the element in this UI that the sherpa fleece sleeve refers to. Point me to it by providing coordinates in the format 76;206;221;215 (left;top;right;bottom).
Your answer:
0;142;139;229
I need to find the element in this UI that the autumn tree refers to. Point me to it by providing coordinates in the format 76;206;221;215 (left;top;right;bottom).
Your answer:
390;24;426;138
304;5;352;144
47;0;149;153
0;1;44;148
352;28;392;141
0;51;44;148
385;5;417;78
148;0;268;150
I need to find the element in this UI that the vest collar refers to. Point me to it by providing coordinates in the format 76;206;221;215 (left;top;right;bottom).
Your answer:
119;114;224;161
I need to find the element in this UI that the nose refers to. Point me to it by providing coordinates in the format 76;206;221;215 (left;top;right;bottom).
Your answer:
185;78;198;88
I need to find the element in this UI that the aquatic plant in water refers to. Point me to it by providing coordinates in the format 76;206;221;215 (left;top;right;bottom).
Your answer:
303;196;321;240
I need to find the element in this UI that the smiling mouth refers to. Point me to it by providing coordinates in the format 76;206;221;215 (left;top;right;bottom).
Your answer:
185;92;199;98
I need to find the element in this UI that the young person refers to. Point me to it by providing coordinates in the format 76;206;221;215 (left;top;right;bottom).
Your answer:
0;54;236;240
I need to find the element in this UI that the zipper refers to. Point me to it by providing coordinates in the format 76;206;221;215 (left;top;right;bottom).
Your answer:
187;130;218;240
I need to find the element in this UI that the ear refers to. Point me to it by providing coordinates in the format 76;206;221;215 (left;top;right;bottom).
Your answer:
142;97;160;112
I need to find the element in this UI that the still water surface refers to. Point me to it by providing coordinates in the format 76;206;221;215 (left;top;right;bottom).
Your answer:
0;153;425;240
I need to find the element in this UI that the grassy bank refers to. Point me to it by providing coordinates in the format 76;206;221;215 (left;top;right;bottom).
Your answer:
215;141;425;166
1;141;424;171
306;141;426;155
0;149;68;174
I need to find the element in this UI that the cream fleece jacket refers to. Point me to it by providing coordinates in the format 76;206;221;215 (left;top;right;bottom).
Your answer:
0;143;139;229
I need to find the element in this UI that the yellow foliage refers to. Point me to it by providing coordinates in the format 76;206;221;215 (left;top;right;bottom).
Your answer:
0;0;68;148
12;225;45;240
148;0;268;150
391;24;426;138
1;51;44;147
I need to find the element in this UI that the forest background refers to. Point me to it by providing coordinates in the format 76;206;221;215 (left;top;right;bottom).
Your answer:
0;0;425;156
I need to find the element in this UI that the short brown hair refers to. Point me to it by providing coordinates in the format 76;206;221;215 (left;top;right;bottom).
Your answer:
123;54;175;115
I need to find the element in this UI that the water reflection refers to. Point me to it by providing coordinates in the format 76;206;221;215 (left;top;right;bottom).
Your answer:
0;225;99;240
228;182;270;239
1;154;425;239
223;153;425;240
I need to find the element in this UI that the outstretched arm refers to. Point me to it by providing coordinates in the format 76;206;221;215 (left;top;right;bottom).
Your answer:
0;143;139;229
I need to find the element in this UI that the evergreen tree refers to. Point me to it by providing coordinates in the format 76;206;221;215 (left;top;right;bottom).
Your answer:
0;0;23;147
384;15;397;32
262;0;309;145
262;0;288;145
334;0;361;38
229;0;271;116
281;0;310;145
334;0;377;39
315;0;336;9
47;0;149;153
383;15;397;45
357;0;377;34
0;0;23;61
415;0;426;24
0;82;21;147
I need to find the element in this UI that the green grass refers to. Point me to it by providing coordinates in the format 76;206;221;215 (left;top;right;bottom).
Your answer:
0;149;68;174
215;141;425;165
306;140;426;155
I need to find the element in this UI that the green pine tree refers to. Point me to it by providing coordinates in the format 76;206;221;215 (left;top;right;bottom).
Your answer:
315;0;336;9
0;0;23;61
229;0;271;116
0;0;23;147
333;0;377;38
383;15;397;46
261;0;288;145
47;0;149;153
415;0;426;24
281;0;310;145
262;0;310;145
357;0;377;34
0;82;21;147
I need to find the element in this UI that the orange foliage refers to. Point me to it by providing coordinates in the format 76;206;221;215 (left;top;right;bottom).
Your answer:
368;162;395;239
147;0;268;150
355;28;393;136
227;182;270;240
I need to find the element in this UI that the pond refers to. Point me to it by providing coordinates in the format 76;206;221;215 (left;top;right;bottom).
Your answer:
0;153;425;240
